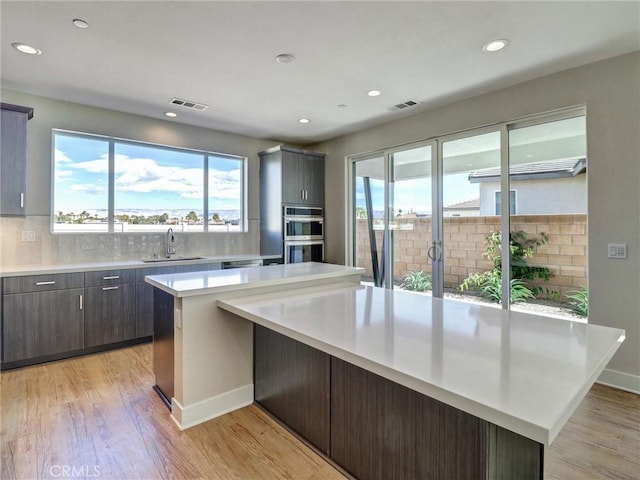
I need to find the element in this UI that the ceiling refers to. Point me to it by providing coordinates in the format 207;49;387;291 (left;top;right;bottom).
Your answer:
2;1;639;145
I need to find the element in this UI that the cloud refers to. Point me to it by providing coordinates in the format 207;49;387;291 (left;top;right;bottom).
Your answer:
69;184;106;195
54;148;73;163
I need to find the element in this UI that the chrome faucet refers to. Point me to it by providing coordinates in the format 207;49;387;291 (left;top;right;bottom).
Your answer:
166;227;176;258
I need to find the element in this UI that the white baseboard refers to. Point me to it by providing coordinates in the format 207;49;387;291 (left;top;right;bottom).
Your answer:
170;384;254;430
597;368;640;394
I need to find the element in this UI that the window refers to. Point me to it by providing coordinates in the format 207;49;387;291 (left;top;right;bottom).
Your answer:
495;190;516;215
52;130;246;233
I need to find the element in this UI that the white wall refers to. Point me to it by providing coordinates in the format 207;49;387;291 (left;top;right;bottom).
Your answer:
479;175;587;215
0;89;278;265
314;52;640;390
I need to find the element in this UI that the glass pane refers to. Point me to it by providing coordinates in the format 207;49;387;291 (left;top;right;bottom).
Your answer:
114;143;204;232
442;131;501;304
53;133;109;233
509;115;587;320
208;155;244;232
390;145;432;293
353;155;385;286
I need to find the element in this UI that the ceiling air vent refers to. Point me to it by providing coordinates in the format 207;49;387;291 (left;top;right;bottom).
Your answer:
169;98;209;111
388;100;419;112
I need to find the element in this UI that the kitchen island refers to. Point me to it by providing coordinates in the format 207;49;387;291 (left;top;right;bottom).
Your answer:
144;262;364;429
217;281;625;480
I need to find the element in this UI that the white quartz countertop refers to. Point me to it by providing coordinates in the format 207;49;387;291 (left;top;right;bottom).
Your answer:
0;254;276;277
145;262;364;297
218;283;625;446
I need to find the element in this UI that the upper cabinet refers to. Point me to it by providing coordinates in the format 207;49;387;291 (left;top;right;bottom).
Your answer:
0;103;33;216
260;145;325;207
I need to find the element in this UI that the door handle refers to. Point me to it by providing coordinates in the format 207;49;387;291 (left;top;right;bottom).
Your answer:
427;241;442;261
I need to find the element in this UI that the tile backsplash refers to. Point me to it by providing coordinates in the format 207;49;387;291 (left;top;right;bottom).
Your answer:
0;216;260;267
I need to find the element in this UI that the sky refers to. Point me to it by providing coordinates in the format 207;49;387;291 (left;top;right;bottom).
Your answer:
354;173;479;216
54;133;243;217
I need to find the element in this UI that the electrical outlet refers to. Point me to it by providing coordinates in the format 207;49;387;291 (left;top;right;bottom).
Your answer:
608;243;627;259
21;231;36;242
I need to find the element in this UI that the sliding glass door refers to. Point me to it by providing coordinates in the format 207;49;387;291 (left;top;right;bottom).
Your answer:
349;107;587;321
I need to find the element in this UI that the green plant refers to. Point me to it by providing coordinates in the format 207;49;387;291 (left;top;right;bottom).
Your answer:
458;230;551;303
459;269;534;303
400;270;432;292
568;286;588;317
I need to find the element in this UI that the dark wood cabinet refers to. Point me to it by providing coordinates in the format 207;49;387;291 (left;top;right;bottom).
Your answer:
331;358;488;480
254;325;331;454
84;269;136;347
0;103;33;217
3;288;84;363
259;145;325;256
84;284;136;347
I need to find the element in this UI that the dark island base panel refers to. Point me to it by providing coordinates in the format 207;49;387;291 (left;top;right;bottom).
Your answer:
0;336;152;371
253;325;543;480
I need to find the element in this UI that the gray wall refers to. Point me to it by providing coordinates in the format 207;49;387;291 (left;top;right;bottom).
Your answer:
0;89;277;265
313;52;640;389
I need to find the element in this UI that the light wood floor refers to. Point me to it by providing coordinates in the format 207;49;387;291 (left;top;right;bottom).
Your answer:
1;344;638;480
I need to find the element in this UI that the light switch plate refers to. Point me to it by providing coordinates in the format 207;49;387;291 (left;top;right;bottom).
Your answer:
21;230;36;242
608;243;627;259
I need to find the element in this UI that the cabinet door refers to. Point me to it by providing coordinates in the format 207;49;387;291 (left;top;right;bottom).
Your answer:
254;325;330;454
135;281;155;338
3;289;84;362
0;109;28;216
84;283;135;347
304;155;324;206
281;152;306;205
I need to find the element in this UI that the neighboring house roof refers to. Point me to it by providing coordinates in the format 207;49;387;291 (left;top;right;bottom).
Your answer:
443;197;480;210
468;157;586;183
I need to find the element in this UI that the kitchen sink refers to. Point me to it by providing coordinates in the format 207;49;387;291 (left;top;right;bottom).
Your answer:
141;256;207;263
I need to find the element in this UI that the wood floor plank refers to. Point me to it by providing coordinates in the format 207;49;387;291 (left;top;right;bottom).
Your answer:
1;344;638;479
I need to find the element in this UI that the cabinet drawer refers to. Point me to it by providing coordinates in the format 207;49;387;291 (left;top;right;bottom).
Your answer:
3;273;84;294
84;269;135;286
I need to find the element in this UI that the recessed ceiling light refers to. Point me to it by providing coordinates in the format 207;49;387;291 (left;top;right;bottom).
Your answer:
367;90;382;97
165;112;177;118
11;43;42;55
73;18;89;29
298;118;310;124
275;53;295;64
482;39;509;52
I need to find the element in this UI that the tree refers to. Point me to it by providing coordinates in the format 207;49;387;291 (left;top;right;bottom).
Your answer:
355;207;367;219
185;211;199;223
159;212;169;224
212;213;220;222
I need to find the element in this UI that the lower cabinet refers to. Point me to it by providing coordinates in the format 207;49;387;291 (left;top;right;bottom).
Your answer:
331;358;488;480
254;325;331;454
84;283;136;347
3;288;84;363
254;330;513;480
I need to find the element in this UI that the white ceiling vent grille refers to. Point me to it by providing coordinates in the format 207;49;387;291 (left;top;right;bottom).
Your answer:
388;100;419;112
169;97;209;111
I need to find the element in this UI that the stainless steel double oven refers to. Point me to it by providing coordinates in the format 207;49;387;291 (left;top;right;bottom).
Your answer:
283;206;324;263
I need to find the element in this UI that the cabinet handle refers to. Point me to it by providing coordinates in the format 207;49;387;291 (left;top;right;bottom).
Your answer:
102;275;120;280
79;295;83;310
301;189;305;200
35;281;56;286
102;286;119;291
20;193;24;208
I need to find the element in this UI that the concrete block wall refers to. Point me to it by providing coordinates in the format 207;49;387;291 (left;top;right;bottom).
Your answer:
356;214;587;300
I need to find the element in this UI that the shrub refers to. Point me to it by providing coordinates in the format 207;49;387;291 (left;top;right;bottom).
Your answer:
460;269;535;303
400;270;432;292
568;286;588;317
459;230;551;303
